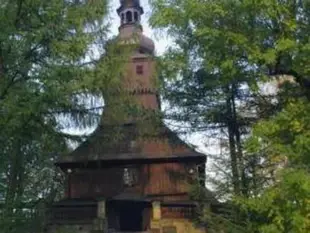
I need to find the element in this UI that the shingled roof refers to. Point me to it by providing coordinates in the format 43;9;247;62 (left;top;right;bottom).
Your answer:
56;121;206;169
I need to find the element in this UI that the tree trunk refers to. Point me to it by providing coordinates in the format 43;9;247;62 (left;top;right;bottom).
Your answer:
231;84;248;196
226;87;240;196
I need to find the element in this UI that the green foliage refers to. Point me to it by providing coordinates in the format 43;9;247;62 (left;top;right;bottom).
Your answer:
238;168;310;233
150;0;310;232
0;0;127;232
242;96;310;232
248;98;310;166
150;0;310;84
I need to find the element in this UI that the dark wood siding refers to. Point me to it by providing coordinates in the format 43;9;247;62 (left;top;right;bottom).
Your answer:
69;167;143;198
68;161;203;200
143;163;188;196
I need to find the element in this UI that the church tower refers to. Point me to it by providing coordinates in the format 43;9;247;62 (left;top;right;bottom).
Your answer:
115;0;158;110
47;1;207;233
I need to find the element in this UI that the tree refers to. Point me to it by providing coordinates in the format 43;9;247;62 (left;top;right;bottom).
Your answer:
242;94;310;233
160;64;259;197
149;0;310;232
0;1;126;232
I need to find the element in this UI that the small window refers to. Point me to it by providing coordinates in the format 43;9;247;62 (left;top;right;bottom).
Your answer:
136;65;143;75
123;167;138;187
126;11;132;23
134;11;138;21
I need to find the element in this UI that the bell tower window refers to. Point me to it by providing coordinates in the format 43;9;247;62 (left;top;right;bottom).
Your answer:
118;0;143;26
126;11;132;23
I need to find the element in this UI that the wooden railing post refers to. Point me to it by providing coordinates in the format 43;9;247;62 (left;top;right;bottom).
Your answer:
152;201;161;220
92;199;107;232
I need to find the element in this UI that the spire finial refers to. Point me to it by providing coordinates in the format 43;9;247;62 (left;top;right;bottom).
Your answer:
117;0;144;26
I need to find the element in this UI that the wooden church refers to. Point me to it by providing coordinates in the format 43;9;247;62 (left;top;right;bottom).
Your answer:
48;1;207;232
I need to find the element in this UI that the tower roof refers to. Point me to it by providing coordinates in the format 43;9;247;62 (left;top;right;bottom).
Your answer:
117;0;144;15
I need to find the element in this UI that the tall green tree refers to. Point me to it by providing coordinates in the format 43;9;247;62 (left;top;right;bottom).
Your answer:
242;88;310;233
0;0;126;232
161;64;259;198
149;0;310;232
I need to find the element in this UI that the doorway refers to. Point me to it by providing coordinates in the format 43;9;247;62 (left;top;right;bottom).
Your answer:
107;200;147;232
119;202;143;231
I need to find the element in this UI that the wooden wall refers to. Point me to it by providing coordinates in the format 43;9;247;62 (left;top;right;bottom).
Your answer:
69;167;142;198
67;161;202;199
143;162;189;196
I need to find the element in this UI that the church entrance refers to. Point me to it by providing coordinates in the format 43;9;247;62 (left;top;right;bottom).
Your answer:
119;202;143;231
106;200;150;232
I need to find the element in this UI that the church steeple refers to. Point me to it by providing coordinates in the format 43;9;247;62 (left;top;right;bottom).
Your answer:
116;0;155;55
117;0;144;27
114;0;157;110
